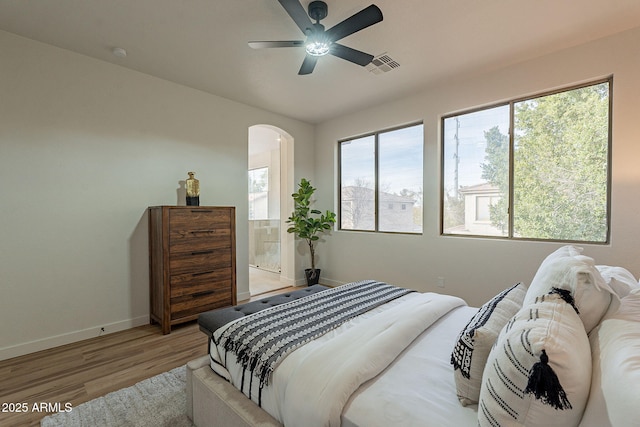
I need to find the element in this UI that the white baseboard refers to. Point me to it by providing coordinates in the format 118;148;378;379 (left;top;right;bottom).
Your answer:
318;277;344;288
280;276;297;287
237;290;252;301
0;278;349;361
0;315;149;362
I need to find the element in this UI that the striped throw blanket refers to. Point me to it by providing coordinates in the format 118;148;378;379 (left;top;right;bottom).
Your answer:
214;280;414;391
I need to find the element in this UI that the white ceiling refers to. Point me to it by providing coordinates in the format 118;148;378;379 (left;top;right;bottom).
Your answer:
1;0;639;124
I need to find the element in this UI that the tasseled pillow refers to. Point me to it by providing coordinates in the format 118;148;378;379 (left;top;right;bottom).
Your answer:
478;292;591;427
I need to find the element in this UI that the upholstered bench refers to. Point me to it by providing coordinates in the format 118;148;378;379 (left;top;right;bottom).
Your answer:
197;284;330;336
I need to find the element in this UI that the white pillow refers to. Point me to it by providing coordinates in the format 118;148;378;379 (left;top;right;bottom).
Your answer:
581;289;640;427
617;287;640;316
597;265;638;298
478;293;591;427
451;282;528;406
596;265;639;318
524;245;613;333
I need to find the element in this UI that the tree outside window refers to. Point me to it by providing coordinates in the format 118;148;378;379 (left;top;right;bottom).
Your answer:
442;79;610;243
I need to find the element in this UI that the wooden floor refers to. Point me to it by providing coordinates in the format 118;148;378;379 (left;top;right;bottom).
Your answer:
0;287;296;427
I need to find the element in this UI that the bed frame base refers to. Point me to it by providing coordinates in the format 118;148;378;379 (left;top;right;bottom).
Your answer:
187;356;283;427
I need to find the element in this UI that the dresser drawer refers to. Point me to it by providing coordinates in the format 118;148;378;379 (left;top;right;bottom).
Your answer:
170;290;232;319
169;248;232;275
169;228;231;253
169;208;231;231
170;270;232;298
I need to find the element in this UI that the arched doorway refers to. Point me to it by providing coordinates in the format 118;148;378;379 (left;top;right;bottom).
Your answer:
248;125;294;295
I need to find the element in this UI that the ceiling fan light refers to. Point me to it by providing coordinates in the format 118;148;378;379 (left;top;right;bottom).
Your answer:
305;40;330;56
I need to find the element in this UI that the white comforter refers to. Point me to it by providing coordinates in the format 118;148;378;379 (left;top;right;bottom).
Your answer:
268;292;466;426
210;291;466;426
341;305;480;427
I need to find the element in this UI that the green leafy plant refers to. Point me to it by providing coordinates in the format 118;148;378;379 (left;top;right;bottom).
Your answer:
286;178;336;273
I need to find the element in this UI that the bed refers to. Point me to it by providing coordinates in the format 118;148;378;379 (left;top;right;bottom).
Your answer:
189;281;478;427
187;246;640;427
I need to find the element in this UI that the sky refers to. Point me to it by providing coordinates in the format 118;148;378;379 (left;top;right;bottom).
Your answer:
340;123;424;197
340;109;511;200
442;105;509;192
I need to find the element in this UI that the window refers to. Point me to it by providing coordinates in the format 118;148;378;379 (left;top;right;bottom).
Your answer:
442;79;611;242
340;123;423;233
248;167;268;220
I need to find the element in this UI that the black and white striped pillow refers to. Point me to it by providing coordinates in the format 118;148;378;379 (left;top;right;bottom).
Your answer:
451;282;528;406
478;293;591;427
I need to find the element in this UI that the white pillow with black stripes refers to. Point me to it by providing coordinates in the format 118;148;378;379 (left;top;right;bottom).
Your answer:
478;292;591;427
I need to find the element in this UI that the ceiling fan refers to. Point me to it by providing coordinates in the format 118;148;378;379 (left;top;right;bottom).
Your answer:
249;0;383;75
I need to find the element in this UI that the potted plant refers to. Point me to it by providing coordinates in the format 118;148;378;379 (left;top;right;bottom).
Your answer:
286;178;336;286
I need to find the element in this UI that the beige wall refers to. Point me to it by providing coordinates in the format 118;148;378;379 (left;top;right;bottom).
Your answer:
3;25;640;361
0;30;314;360
314;27;640;307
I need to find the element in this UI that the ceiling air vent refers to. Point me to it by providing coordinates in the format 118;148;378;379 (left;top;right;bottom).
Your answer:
366;53;400;74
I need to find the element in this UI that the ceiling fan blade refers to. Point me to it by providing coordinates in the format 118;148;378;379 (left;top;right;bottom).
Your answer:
248;40;304;49
278;0;314;35
324;5;383;42
298;55;318;75
330;43;374;66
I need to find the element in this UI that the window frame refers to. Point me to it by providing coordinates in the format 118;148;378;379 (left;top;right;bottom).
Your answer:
338;121;424;235
440;77;613;244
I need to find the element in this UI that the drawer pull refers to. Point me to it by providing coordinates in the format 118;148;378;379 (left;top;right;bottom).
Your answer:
191;250;214;256
192;270;215;277
190;230;217;234
193;290;215;298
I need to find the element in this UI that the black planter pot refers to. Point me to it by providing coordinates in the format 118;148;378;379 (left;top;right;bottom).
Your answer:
304;268;321;286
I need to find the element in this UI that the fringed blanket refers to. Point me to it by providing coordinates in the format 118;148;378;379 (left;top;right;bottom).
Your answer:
213;280;414;395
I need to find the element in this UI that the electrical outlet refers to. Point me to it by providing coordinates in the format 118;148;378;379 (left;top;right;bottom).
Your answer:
437;277;445;288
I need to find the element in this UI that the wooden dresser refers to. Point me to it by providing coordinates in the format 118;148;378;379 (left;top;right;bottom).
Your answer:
148;206;237;334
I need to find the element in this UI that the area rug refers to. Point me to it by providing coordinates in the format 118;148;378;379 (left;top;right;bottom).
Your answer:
40;365;194;427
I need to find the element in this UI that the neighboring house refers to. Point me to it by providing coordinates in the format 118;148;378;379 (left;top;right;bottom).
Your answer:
457;183;505;236
341;186;417;232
